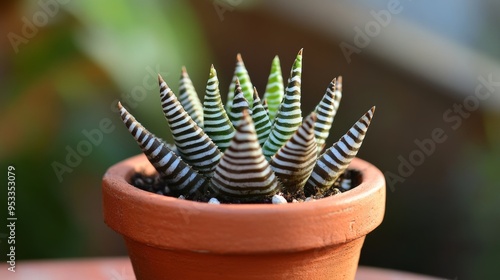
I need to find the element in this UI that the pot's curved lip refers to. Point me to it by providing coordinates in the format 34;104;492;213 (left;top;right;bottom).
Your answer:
103;154;386;254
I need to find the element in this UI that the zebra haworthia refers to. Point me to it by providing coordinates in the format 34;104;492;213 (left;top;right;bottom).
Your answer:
211;110;279;202
304;106;375;196
118;49;376;203
118;102;206;196
158;74;221;176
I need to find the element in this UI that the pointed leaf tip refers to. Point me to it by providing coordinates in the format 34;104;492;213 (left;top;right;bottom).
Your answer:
335;76;343;91
209;64;217;78
158;73;165;84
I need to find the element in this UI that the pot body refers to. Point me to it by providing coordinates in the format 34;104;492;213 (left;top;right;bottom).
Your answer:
102;154;385;280
125;236;365;280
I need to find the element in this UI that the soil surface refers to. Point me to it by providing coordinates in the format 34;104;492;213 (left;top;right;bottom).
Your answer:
130;169;362;204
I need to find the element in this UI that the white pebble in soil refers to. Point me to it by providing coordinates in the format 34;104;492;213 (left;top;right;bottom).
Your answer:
341;179;352;191
305;197;316;202
208;197;221;204
272;195;288;204
178;195;186;200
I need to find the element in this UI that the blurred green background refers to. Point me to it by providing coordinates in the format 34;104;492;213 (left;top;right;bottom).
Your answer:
1;0;499;278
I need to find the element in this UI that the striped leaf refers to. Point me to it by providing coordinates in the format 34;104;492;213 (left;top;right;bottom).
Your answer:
203;65;235;152
118;102;206;195
305;107;375;195
211;109;279;202
178;67;204;128
228;79;251;128
263;55;284;122
314;77;342;155
270;112;318;193
251;87;272;146
158;74;221;176
226;54;254;112
262;49;303;160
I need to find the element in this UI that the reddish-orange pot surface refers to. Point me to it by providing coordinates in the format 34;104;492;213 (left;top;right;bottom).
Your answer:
103;154;385;280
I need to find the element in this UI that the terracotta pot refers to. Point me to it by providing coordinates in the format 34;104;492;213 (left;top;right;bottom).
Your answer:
102;154;385;280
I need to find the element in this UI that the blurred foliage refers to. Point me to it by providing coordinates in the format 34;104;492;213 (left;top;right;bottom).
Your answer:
1;0;211;259
463;114;500;278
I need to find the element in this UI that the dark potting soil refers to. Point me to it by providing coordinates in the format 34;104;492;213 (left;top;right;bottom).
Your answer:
130;169;362;204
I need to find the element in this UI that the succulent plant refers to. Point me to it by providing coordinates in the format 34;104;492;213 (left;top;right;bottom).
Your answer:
118;49;375;203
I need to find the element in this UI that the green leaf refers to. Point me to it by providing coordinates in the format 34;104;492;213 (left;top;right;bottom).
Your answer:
263;55;284;122
263;49;303;160
203;65;235;152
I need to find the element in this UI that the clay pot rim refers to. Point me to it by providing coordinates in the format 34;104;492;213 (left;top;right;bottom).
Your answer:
103;154;385;254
